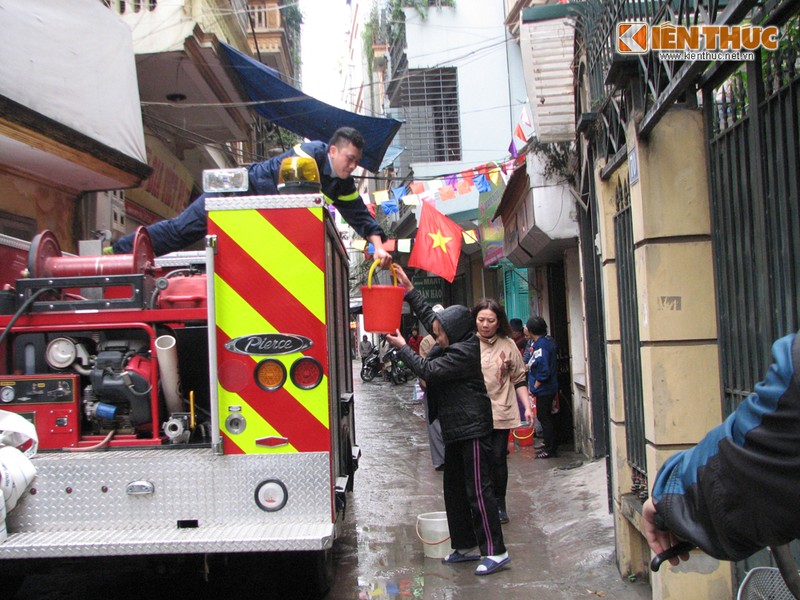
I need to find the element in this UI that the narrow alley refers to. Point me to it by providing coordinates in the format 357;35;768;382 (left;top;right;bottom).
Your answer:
328;370;652;599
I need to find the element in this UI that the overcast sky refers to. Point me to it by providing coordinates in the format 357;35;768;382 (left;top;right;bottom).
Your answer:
298;0;348;106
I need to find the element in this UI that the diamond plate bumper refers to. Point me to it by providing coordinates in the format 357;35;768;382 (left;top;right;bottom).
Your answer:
1;448;335;558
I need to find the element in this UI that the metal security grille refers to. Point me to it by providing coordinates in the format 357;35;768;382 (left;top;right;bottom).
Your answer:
706;71;766;417
392;68;461;163
705;40;800;418
704;28;800;582
613;177;647;486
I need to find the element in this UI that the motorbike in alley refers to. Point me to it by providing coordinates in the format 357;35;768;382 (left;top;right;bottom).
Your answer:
384;347;410;385
360;347;382;382
388;347;414;383
360;346;411;385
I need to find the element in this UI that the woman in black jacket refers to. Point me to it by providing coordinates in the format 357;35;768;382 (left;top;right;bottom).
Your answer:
386;266;509;576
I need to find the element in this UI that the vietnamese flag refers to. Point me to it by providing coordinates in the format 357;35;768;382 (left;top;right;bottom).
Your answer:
408;202;463;283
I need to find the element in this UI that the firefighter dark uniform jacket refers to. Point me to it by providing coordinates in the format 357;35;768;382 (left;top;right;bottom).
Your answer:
651;331;800;561
248;141;385;242
113;142;385;256
398;289;493;444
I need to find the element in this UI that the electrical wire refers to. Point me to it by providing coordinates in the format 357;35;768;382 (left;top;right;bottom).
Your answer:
0;288;58;349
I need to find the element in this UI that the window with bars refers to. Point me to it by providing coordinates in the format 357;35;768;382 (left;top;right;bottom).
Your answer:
250;2;280;31
392;68;461;163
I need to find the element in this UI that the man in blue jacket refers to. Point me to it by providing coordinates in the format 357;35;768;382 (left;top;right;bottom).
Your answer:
112;127;390;266
523;316;559;458
643;331;800;566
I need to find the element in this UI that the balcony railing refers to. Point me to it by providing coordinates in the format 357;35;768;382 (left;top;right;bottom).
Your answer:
580;0;761;140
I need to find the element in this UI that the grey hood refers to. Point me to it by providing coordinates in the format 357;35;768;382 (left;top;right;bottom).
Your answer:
435;305;475;344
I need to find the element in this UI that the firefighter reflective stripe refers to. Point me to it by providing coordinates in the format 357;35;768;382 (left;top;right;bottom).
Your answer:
336;190;359;201
293;143;310;159
208;206;331;455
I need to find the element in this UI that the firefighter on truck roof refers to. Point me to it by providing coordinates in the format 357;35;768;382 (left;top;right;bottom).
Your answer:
112;126;392;267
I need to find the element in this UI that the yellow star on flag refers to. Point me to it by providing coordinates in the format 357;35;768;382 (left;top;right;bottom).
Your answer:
428;229;452;253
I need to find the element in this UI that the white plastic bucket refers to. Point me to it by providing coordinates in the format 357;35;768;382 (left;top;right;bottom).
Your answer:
416;511;451;559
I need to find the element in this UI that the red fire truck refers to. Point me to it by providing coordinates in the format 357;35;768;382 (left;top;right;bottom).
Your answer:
0;188;359;592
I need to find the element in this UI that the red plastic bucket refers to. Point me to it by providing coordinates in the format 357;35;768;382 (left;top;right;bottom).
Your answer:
513;422;534;447
360;260;405;333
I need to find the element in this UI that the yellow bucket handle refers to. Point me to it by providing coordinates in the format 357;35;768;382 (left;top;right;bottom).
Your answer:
366;259;399;289
513;424;534;440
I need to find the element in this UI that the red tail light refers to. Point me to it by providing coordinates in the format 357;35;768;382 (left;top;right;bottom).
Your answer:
290;357;322;390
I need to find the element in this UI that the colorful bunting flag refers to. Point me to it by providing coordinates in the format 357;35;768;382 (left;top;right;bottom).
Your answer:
473;174;491;193
509;105;535;156
382;196;399;214
410;182;425;194
463;229;479;244
368;239;396;254
439;186;456;201
408;202;463;283
508;140;519;158
397;238;411;253
373;189;389;205
520;104;532;127
514;123;527;144
419;190;435;204
402;194;420;206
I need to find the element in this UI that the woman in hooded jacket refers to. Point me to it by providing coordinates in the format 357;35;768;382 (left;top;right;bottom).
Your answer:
386;266;510;576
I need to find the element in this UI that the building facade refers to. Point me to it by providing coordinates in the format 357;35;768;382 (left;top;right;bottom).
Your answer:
573;0;800;598
0;0;152;252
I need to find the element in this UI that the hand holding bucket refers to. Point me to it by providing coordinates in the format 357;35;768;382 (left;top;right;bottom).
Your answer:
360;260;406;334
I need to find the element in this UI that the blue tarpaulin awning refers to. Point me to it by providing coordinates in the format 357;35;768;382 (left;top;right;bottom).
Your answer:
221;43;403;173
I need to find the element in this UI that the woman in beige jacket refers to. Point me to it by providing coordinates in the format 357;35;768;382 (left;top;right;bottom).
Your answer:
472;299;533;524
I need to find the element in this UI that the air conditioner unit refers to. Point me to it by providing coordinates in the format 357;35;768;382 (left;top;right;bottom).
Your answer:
502;154;578;267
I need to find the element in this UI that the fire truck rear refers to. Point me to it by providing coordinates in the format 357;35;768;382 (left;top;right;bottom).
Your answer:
0;190;359;589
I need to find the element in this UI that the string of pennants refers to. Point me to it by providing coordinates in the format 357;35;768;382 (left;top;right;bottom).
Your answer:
347;155;521;254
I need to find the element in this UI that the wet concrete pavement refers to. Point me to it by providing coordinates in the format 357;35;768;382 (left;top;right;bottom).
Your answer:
329;367;652;600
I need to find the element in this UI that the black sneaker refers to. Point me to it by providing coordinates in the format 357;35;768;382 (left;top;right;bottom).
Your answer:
498;509;509;524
